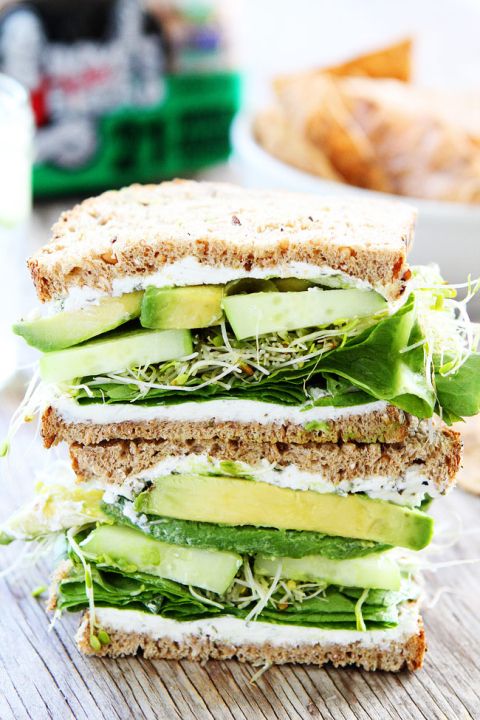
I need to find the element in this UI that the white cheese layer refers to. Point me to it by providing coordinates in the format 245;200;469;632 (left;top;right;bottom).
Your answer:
49;390;390;427
121;454;440;507
51;260;375;313
94;603;420;649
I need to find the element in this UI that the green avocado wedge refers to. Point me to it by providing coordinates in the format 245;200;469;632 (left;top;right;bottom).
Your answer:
40;328;192;383
80;524;242;594
13;291;143;351
222;288;387;340
103;498;391;559
134;475;434;551
141;285;224;329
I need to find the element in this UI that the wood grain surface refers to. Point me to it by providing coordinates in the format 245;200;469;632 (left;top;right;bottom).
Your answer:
0;203;479;719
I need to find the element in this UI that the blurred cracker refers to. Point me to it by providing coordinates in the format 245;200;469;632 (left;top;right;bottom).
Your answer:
306;77;393;191
274;37;412;95
456;415;480;495
324;37;412;82
342;77;480;202
275;74;392;192
269;36;480;203
253;105;341;181
270;39;411;192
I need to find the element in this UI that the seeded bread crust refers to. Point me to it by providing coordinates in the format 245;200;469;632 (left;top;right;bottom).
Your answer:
47;560;73;613
41;404;416;449
68;425;461;490
28;180;416;303
76;609;426;671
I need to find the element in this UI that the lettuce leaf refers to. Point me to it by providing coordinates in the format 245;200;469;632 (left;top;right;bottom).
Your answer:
435;353;480;423
312;296;436;417
56;562;416;630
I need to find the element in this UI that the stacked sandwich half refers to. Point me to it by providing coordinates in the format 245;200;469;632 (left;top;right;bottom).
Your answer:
3;181;479;672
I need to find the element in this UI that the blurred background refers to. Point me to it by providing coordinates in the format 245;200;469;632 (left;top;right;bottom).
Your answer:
1;0;480;385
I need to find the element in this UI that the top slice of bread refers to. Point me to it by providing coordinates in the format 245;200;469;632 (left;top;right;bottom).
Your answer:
29;180;416;303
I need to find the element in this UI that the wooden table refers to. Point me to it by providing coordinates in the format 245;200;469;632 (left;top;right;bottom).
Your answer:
0;201;479;719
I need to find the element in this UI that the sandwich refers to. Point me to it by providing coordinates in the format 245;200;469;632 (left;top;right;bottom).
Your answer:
2;180;479;672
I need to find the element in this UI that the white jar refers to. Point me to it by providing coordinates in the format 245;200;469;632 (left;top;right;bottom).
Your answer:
0;73;33;386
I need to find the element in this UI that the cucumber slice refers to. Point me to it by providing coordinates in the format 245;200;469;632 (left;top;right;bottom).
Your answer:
80;524;242;594
40;328;192;383
254;552;401;591
222;288;387;340
135;474;433;551
141;285;224;329
13;292;143;351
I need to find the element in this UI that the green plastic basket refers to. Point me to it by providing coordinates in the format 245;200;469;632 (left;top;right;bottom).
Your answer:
33;72;240;197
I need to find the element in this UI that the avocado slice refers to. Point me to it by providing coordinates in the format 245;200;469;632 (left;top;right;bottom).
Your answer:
13;291;143;351
40;327;192;383
135;475;434;551
222;288;387;340
254;551;401;591
103;498;391;559
141;285;224;329
273;278;316;292
225;278;278;295
80;524;242;594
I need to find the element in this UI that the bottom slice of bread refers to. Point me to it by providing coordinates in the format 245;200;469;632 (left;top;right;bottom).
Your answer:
76;604;426;671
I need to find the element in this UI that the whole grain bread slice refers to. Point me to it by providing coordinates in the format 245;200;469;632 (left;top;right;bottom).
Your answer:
68;425;461;492
75;608;426;671
41;403;416;449
29;180;416;303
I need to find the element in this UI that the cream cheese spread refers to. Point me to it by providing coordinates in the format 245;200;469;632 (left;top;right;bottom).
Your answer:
94;604;420;649
123;454;440;507
48;390;390;427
